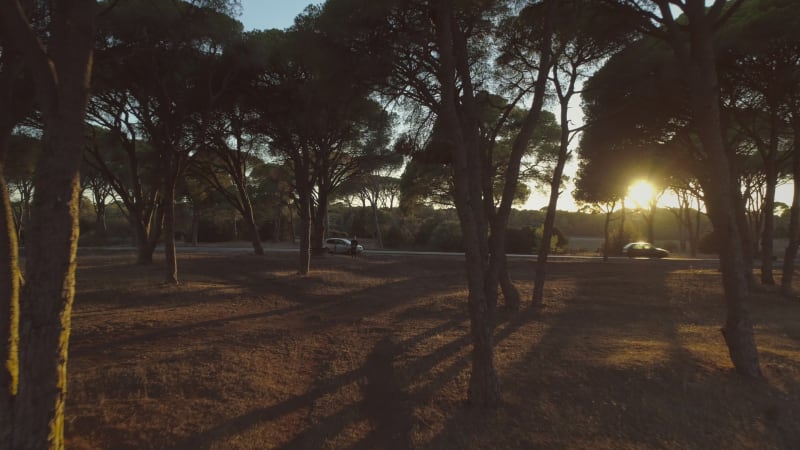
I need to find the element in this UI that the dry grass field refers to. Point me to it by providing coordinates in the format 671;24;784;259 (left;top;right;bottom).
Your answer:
64;250;800;449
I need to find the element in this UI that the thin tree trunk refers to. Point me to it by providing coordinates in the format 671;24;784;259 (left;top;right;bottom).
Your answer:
240;196;263;255
311;189;328;256
760;156;777;285
533;95;570;305
94;201;107;240
499;256;520;311
191;208;200;247
273;206;281;243
693;198;702;257
603;208;612;262
163;170;179;284
0;134;20;450
297;190;311;275
371;202;383;249
781;121;800;297
618;199;627;250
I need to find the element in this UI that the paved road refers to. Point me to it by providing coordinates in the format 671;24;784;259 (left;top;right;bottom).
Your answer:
80;244;721;268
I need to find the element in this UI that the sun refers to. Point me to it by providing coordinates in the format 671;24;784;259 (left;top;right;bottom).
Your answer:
627;180;656;208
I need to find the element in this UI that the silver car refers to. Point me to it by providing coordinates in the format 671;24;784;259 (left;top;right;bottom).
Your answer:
325;238;364;255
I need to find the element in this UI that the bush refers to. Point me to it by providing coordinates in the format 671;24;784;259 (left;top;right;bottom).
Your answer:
532;225;569;253
659;240;678;253
605;227;637;256
383;223;414;248
506;226;535;254
697;231;717;254
197;217;235;242
426;221;463;252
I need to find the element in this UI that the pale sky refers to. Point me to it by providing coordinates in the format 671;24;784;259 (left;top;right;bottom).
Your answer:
238;0;313;31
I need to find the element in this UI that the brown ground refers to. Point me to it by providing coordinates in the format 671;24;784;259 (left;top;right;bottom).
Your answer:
64;250;800;449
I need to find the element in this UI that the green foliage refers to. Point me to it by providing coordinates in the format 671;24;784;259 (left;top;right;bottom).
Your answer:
506;227;536;254
382;223;414;248
605;224;637;256
533;225;568;253
426;221;464;252
698;231;718;255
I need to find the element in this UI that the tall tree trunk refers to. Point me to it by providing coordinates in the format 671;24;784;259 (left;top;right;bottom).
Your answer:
781;120;800;297
15;117;86;450
311;189;329;256
603;208;612;262
0;133;20;450
618;199;627;250
273;206;282;242
734;181;758;288
371;202;383;249
433;0;498;408
297;190;311;275
191;208;200;247
693;199;702;258
499;256;520;311
94;201;107;240
240;194;263;255
533;96;570;305
163;167;179;284
2;1;95;447
130;207;160;264
760;153;777;285
677;12;761;377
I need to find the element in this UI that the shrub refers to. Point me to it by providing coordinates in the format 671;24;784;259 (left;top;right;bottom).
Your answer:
383;223;414;248
532;225;569;253
605;227;637;255
698;231;717;254
426;221;463;252
659;240;678;252
506;226;535;254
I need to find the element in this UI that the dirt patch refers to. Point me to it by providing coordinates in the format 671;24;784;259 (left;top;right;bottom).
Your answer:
64;251;800;449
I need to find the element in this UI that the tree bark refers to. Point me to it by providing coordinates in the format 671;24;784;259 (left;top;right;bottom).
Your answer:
499;256;520;311
297;190;311;275
1;1;96;447
130;207;161;264
647;202;656;244
433;0;499;407
94;201;107;240
371;202;383;249
311;188;329;256
0;42;30;445
781;120;800;297
0;133;20;450
240;194;264;255
760;160;777;285
533;86;571;305
603;208;612;262
163;163;179;284
665;1;761;377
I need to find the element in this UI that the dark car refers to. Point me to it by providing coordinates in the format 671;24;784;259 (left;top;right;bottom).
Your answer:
623;241;669;258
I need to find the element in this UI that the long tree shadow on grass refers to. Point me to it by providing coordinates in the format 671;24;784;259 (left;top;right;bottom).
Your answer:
169;291;543;449
71;269;461;359
426;261;800;449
